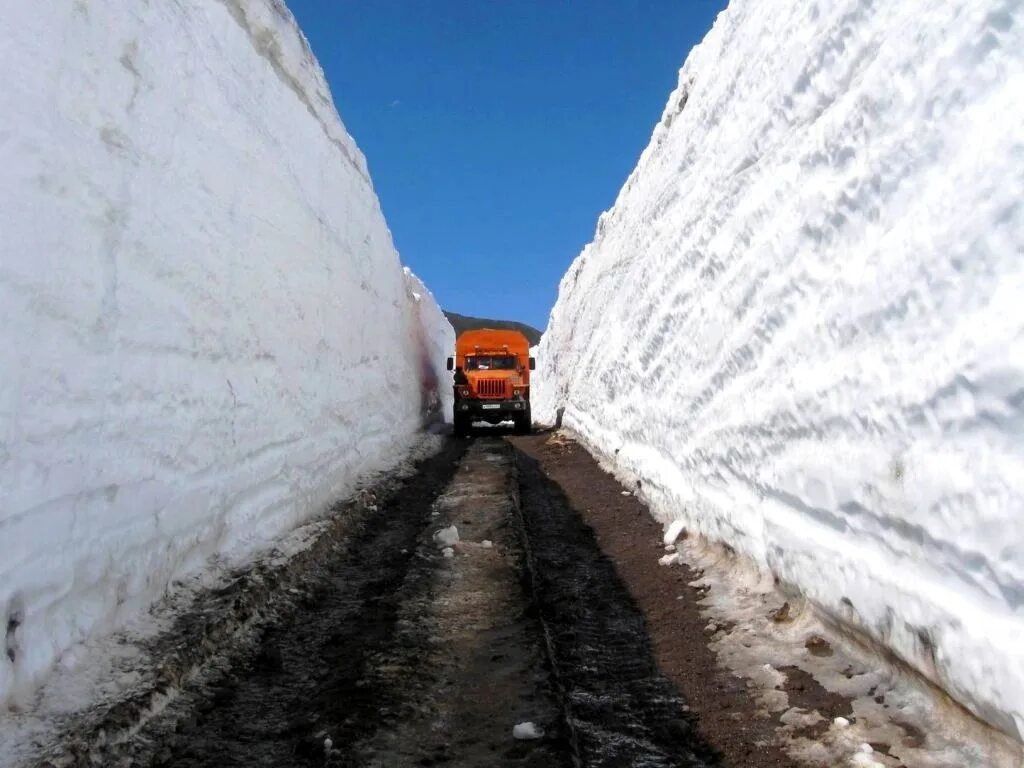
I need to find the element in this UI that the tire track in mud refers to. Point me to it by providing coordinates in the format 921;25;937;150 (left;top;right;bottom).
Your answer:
513;444;718;768
341;438;569;767
144;440;470;768
135;436;573;768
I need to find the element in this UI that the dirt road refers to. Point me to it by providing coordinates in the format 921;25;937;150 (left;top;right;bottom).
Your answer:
139;436;716;767
136;438;573;767
27;431;1007;768
43;433;813;767
509;432;803;768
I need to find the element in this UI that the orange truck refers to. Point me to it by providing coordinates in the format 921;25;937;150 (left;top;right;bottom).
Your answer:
446;329;535;437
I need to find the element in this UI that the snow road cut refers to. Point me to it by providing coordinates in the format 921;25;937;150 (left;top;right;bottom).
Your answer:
534;0;1024;742
2;0;1023;752
0;0;452;708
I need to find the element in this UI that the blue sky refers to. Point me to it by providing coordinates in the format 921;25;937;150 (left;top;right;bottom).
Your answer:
287;1;728;331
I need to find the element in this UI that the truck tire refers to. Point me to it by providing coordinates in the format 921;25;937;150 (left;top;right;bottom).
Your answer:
514;410;531;435
453;414;469;438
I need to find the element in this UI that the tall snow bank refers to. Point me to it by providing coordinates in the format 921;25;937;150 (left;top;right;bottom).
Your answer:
405;268;455;425
536;0;1024;740
0;0;452;707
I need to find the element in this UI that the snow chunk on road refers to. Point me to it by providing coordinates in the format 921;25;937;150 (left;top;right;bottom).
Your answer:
663;520;686;547
512;721;544;740
433;526;460;548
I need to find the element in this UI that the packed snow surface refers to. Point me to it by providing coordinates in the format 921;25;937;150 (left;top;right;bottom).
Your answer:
0;0;452;708
535;0;1024;741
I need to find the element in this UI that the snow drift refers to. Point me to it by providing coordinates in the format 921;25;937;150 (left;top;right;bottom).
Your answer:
535;0;1024;741
0;0;452;707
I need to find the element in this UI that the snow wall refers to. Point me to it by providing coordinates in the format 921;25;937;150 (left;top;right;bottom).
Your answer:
0;0;453;708
535;0;1024;741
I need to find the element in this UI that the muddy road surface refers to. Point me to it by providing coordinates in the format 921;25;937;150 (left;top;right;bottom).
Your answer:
34;432;1004;768
53;436;721;767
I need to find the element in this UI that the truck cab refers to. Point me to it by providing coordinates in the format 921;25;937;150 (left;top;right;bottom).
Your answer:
447;329;535;437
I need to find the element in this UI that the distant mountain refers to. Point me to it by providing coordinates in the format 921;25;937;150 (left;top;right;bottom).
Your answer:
443;311;543;347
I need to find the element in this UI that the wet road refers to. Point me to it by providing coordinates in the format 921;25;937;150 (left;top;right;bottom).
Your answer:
48;436;716;768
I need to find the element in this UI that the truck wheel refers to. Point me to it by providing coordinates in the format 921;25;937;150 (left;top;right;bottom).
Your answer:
453;414;468;438
515;411;531;435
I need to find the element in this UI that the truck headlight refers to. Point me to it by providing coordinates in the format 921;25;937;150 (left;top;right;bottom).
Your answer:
513;389;521;397
459;386;470;397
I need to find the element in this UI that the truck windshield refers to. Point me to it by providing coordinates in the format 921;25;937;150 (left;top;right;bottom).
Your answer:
465;356;517;371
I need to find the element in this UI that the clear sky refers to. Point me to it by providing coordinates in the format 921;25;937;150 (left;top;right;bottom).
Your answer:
286;1;728;331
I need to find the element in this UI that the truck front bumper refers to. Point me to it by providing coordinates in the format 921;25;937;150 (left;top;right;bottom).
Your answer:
455;399;529;416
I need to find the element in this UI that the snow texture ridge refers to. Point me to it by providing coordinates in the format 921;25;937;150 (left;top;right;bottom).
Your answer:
0;0;453;708
534;0;1024;741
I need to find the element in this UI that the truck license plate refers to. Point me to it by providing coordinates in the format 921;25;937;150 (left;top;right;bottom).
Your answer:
481;404;500;410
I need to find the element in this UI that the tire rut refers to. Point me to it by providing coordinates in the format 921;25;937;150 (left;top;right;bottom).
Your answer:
147;440;468;768
513;446;720;768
